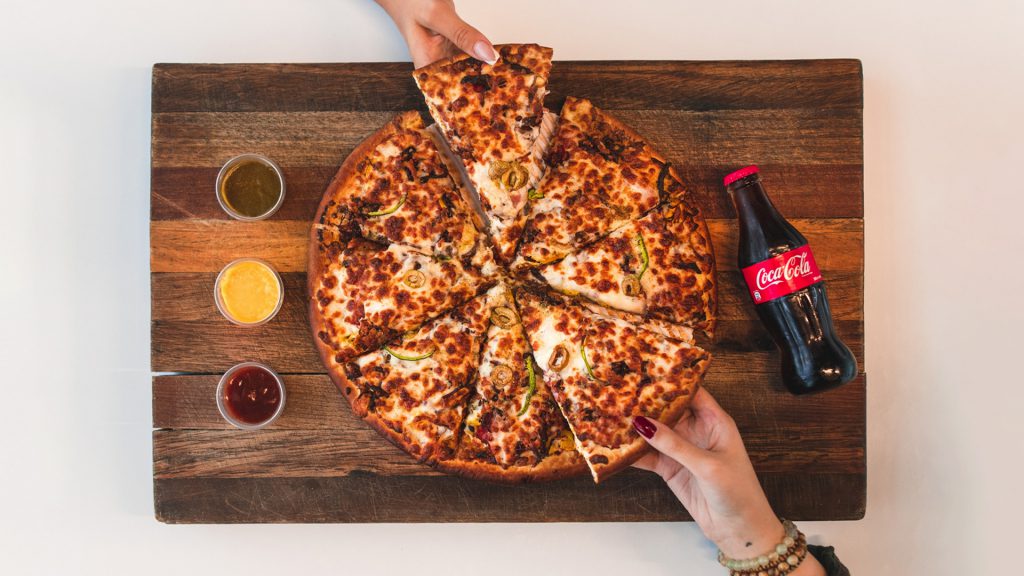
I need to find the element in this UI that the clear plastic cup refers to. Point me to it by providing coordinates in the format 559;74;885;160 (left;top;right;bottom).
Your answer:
216;361;287;430
215;153;286;221
213;258;284;326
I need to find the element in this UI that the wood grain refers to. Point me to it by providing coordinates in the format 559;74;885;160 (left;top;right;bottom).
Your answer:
152;60;862;114
154;373;866;431
149;218;863;273
152;163;862;222
151;60;866;523
154;472;866;523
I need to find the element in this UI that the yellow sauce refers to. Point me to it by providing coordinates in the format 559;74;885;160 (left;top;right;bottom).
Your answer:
217;260;282;324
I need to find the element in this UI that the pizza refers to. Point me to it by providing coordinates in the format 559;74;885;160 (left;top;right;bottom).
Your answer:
315;111;484;260
338;291;491;462
515;96;689;267
516;287;711;482
441;283;585;481
309;45;716;484
308;225;494;365
415;44;555;264
535;200;717;336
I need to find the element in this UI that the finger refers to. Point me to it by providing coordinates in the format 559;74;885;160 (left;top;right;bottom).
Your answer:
631;451;659;472
632;415;712;473
419;2;497;64
689;387;737;430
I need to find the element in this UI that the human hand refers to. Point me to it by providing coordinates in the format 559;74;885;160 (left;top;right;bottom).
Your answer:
632;388;825;574
375;0;497;68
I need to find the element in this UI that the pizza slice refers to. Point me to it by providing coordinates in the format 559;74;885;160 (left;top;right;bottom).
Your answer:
440;283;584;481
338;292;491;462
516;287;711;482
516;96;689;267
535;200;717;336
308;225;495;365
414;43;555;263
315;110;483;260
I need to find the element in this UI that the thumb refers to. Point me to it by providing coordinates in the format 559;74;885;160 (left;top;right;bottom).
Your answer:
632;415;712;474
421;4;497;64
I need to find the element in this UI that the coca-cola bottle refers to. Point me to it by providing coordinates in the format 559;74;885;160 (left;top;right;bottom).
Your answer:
724;165;857;395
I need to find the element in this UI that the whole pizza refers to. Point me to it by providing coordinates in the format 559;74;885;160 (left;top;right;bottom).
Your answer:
309;44;717;483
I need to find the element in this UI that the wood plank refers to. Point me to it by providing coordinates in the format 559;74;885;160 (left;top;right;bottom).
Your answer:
154;374;864;479
152;60;862;114
155;426;861;479
153;472;865;523
153;373;866;431
150;303;863;372
150;271;863;373
152;163;862;221
151;109;860;169
149;218;864;273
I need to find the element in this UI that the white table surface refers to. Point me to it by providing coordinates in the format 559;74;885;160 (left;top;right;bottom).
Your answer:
2;1;1023;574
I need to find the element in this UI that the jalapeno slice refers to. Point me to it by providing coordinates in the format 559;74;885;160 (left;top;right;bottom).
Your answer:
403;269;426;288
548;344;570;371
365;191;408;217
517;356;537;416
581;335;602;382
382;345;435;361
621;275;642;297
492;364;514;387
490;306;518;328
634;233;649;279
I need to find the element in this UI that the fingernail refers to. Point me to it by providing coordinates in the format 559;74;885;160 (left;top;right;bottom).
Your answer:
474;41;498;65
633;416;656;439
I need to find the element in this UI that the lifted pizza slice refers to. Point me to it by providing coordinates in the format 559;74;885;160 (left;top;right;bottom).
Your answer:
414;44;555;263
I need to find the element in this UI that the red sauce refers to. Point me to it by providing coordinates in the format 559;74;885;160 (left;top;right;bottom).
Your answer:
223;365;281;425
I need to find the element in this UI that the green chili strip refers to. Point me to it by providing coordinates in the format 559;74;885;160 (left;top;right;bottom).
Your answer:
634;233;649;280
365;191;408;217
580;335;602;382
528;188;544;200
518;356;537;416
382;344;435;362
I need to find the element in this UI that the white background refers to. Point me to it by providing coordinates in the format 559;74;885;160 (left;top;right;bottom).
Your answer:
2;1;1023;574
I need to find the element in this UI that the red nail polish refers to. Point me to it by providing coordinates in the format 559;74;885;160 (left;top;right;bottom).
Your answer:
633;416;656;439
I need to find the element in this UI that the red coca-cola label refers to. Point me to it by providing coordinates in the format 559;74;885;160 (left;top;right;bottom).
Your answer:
741;245;822;304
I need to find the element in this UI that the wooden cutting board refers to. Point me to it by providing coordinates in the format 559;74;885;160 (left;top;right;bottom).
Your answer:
151;60;865;523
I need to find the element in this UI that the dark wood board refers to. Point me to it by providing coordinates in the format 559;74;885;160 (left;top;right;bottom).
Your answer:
151;59;865;523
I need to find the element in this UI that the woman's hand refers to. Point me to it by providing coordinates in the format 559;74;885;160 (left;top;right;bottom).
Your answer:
375;0;497;68
632;388;825;574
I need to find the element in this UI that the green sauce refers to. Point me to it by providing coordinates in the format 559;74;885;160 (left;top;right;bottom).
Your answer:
219;160;282;218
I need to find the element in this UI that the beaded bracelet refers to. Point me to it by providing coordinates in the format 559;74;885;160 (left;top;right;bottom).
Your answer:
717;519;808;575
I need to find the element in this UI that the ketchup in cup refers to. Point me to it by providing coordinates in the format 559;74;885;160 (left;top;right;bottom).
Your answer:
724;166;857;395
216;362;286;429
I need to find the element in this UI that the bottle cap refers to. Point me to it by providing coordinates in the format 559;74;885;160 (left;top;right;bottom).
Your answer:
723;165;760;187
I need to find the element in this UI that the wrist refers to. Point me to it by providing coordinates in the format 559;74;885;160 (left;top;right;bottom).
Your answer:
715;515;785;559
